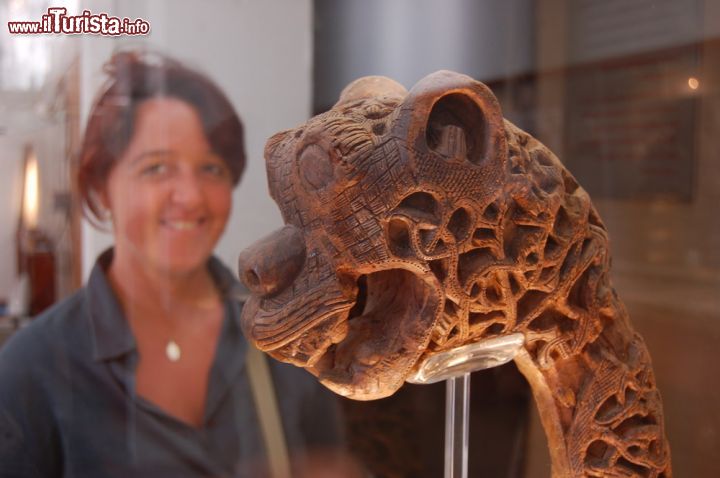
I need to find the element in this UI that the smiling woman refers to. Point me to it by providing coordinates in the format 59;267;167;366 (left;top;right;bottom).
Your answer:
104;97;233;279
0;51;352;477
78;51;245;225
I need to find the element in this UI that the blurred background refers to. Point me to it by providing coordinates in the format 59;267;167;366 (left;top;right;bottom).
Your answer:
1;0;718;476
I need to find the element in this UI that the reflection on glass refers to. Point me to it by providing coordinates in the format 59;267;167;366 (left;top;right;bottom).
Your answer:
21;147;39;229
409;333;525;384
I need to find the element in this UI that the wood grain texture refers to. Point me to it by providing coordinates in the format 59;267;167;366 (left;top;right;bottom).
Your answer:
238;71;672;477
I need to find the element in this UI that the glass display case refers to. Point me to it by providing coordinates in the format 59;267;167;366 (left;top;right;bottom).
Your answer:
1;1;717;476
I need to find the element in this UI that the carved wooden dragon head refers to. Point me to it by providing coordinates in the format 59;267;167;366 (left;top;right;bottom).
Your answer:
238;71;672;477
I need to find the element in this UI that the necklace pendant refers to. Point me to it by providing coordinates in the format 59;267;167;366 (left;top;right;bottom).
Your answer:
166;340;181;362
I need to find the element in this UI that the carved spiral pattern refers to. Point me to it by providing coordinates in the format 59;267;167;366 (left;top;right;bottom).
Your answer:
241;72;672;477
383;122;671;477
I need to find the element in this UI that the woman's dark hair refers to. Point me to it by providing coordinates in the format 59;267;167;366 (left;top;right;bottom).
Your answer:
77;50;245;224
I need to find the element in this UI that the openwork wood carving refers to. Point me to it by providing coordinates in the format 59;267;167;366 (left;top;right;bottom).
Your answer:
238;71;672;477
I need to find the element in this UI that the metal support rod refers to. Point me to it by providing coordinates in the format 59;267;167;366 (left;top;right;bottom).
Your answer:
444;372;470;478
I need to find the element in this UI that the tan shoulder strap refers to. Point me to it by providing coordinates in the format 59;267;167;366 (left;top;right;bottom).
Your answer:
246;345;292;478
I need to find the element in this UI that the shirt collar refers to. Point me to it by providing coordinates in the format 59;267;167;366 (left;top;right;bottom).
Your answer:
87;248;247;362
87;249;135;361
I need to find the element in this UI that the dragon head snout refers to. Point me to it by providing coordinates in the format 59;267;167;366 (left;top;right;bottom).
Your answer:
238;225;306;297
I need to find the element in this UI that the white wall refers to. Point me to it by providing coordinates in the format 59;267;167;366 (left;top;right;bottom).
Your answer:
0;133;24;301
79;0;313;280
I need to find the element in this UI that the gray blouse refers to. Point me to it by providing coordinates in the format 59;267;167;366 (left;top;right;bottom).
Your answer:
0;249;343;477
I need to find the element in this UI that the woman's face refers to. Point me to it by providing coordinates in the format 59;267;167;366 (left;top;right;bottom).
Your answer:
103;97;233;276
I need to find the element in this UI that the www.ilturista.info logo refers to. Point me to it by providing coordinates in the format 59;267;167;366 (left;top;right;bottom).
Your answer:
8;8;150;35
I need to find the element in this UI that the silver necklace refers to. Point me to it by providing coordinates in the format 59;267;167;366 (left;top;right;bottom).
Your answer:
166;339;181;362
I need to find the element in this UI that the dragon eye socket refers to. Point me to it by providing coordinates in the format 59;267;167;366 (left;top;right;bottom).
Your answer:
298;144;334;190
